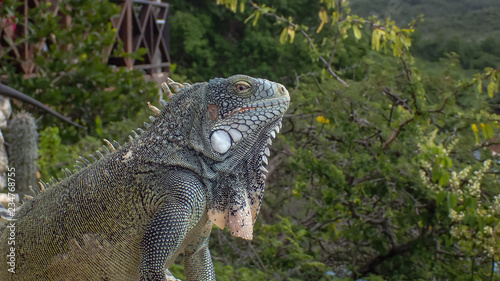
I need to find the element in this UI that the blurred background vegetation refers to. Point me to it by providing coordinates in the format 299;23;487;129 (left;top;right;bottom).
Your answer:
2;0;500;280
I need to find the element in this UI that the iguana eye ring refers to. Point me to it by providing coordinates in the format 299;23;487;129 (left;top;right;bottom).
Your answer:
235;82;251;93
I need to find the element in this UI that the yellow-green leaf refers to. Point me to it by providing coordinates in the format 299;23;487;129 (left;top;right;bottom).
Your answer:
316;8;328;33
319;7;328;22
401;36;412;49
230;0;237;12
472;124;480;144
280;27;288;44
353;25;361;39
477;79;482;93
484;122;494;139
321;0;335;9
332;11;339;23
316;21;326;33
371;29;381;50
488;81;495;98
244;12;255;24
287;27;295;43
252;10;260;26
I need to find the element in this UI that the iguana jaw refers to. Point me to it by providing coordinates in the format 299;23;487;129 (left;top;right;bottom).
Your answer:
207;120;281;240
209;95;290;155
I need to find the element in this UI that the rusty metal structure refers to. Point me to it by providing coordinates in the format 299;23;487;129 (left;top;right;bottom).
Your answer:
0;0;170;81
109;0;170;80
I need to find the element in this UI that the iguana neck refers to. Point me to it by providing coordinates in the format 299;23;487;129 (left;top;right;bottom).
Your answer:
133;88;216;178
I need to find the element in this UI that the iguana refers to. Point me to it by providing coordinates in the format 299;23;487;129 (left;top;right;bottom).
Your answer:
0;75;290;280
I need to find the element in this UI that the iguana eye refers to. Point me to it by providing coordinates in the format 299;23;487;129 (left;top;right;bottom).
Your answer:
235;82;251;93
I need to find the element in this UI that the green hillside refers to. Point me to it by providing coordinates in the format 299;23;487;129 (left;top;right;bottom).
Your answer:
351;0;500;40
350;0;500;70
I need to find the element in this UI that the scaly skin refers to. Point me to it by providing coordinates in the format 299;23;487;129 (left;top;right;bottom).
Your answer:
0;75;290;280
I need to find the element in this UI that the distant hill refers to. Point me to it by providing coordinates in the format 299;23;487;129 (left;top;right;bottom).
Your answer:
351;0;500;69
350;0;500;41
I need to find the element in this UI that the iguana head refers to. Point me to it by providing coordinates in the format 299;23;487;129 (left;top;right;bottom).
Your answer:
148;75;290;240
201;75;290;240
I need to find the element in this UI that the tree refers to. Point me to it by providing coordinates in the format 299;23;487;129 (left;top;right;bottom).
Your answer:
0;0;156;140
203;1;500;280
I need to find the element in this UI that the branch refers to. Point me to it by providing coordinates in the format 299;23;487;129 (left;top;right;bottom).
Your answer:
382;87;413;114
382;117;414;150
247;0;348;87
353;241;412;279
428;97;449;113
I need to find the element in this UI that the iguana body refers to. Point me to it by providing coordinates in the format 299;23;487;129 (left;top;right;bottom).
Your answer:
0;75;289;280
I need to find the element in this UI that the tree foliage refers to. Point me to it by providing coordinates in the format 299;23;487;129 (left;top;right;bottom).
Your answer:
0;0;156;140
204;0;500;280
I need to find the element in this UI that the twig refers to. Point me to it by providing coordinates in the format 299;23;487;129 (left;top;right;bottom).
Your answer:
382;117;414;150
428;96;451;113
247;241;267;270
400;55;412;83
293;72;319;92
388;101;395;125
382;87;413;114
247;0;348;87
327;0;342;66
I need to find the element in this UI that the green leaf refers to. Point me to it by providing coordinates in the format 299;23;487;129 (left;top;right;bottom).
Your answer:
484;122;494;139
447;192;458;209
439;171;450;186
95;115;103;138
436;191;446;204
432;168;441;183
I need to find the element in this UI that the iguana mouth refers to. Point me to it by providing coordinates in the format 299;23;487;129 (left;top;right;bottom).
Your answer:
226;106;257;117
225;96;290;118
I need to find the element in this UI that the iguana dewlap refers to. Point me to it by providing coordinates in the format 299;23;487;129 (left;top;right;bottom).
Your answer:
0;75;290;280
